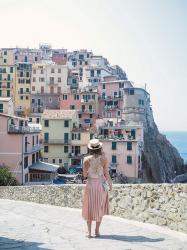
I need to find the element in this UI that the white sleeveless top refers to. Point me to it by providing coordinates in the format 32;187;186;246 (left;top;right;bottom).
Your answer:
84;155;105;178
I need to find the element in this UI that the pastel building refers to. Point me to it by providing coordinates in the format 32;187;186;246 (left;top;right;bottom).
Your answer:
98;76;133;118
14;63;32;116
0;113;41;184
41;109;79;168
60;86;99;128
0;65;16;100
95;118;144;182
31;63;68;113
122;87;151;123
0;97;14;115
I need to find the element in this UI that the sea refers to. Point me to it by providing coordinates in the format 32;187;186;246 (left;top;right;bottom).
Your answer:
162;131;187;164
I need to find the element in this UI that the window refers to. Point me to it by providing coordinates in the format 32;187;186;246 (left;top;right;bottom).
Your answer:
112;155;117;163
32;86;35;91
97;69;101;75
90;114;93;118
51;68;55;73
74;94;79;100
64;120;69;127
70;105;75;110
103;84;105;89
35;57;38;62
32;136;35;146
36;135;38;144
129;89;134;95
58;68;61;73
127;155;132;164
20;96;23;100
33;69;36;74
52;159;56;163
44;120;49;127
117;110;121;116
50;77;54;84
10;67;14;73
24;156;28;169
7;82;10;88
58;77;61;82
64;146;68;153
57;87;61;93
26;88;29;93
0;103;3;113
7;90;10;97
44;146;48;153
127;142;132;150
4;51;7;55
63;94;67;100
59;159;62;164
36;118;40;124
33;77;36;82
4;59;7;63
26;72;29;77
29;117;32;122
78;114;82;118
90;70;94;77
36;152;39;162
41;86;44;93
112;142;117;150
44;132;49;142
32;154;35;164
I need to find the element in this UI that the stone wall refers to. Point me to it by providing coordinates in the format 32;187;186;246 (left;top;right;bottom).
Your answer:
0;184;186;233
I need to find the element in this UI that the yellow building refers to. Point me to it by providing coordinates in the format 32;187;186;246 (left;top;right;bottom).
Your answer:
14;63;32;116
41;109;79;168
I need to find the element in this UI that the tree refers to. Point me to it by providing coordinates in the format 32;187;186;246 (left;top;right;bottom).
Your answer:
0;166;19;186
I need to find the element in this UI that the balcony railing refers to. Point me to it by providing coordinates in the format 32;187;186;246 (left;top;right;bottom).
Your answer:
104;105;119;110
94;134;136;141
78;109;95;113
24;144;43;154
68;153;84;159
43;139;71;144
110;162;118;169
8;125;40;134
123;107;145;114
100;95;123;100
80;99;95;104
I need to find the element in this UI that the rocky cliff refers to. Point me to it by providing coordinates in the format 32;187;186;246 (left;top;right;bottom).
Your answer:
142;107;184;183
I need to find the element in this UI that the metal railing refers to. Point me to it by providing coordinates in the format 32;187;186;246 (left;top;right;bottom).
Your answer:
43;139;71;144
8;125;40;134
24;144;43;154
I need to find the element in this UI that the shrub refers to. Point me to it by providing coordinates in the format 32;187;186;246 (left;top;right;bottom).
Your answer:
0;166;19;186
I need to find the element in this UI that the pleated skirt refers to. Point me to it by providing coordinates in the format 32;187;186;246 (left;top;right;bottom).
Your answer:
82;177;109;222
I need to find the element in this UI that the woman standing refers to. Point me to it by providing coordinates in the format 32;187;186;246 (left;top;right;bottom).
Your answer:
82;139;112;238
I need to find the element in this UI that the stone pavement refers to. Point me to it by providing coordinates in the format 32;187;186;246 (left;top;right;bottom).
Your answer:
0;199;186;250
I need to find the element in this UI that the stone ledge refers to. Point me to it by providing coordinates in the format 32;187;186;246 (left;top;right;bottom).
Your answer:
0;183;186;233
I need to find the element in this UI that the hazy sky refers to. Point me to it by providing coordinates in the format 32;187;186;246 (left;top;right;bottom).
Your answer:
0;0;186;131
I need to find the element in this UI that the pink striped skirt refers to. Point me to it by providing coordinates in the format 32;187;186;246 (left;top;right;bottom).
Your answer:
82;177;109;222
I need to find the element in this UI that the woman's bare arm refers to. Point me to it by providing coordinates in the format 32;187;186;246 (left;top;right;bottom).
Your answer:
83;158;90;178
103;157;112;190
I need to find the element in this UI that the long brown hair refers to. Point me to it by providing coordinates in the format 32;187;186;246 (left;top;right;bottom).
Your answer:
89;148;102;155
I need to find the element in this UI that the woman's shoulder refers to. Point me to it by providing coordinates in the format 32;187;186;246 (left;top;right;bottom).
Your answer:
83;155;92;163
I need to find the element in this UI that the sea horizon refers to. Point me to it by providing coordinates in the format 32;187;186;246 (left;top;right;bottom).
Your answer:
161;131;187;163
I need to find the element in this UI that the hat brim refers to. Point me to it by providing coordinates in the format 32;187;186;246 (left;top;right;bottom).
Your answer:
88;142;103;150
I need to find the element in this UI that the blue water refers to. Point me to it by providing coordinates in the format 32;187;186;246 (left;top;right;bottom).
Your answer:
162;131;187;163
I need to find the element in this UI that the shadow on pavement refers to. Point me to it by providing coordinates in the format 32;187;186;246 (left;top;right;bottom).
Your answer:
97;235;165;242
0;236;51;250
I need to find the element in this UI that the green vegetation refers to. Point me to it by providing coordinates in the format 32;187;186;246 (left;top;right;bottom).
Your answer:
0;166;19;186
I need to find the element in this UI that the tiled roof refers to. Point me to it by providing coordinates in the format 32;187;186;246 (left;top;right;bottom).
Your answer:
29;161;59;172
0;97;12;102
42;109;77;120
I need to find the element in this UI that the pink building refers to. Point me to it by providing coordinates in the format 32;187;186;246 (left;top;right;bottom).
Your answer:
98;76;133;118
95;118;144;182
60;87;99;129
0;113;57;185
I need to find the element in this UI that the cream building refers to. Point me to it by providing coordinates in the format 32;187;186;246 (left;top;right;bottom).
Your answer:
41;109;79;168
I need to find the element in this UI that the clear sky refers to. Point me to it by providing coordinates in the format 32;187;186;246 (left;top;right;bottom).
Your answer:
0;0;186;131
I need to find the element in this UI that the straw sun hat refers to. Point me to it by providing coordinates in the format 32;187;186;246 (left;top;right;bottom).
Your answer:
88;138;103;150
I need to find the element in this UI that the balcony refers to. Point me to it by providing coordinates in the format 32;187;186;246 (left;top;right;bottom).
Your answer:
80;99;95;104
94;134;136;141
68;153;83;159
110;162;118;169
43;139;71;145
104;105;119;110
100;95;123;100
24;144;43;154
123;107;145;114
8;125;40;134
78;109;95;114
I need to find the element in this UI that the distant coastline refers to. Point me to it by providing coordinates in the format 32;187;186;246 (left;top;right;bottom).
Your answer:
162;131;187;163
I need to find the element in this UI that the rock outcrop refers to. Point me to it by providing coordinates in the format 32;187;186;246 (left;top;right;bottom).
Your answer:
142;107;184;183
